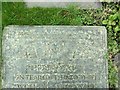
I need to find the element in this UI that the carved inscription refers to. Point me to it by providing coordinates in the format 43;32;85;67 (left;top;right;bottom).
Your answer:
26;64;77;73
14;74;96;81
12;82;95;88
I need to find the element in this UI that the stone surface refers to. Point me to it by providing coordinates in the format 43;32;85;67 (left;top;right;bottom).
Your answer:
113;53;120;65
114;53;120;89
2;25;108;88
24;0;102;9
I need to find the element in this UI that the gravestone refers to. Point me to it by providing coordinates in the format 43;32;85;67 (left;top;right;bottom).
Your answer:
24;0;102;9
2;25;108;88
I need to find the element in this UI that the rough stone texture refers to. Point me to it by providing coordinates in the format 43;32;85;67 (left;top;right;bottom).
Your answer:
113;53;120;66
113;52;120;88
2;25;108;88
24;0;102;9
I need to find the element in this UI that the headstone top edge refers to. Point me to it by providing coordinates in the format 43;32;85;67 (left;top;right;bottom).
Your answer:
24;0;100;2
3;25;107;35
3;25;106;28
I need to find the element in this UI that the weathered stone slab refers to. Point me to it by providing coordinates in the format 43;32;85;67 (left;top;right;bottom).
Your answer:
2;25;108;88
24;0;102;9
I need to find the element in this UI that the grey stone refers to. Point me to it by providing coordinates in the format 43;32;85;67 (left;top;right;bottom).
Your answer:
2;25;108;88
113;53;120;66
113;53;120;89
24;0;102;9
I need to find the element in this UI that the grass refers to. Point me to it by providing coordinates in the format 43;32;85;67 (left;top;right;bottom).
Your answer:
2;2;97;27
1;2;119;89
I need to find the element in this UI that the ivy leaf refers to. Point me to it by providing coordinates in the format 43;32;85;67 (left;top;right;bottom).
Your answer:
109;14;118;21
114;26;120;33
102;20;108;25
108;20;112;25
118;13;120;20
111;21;116;26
